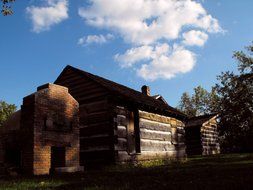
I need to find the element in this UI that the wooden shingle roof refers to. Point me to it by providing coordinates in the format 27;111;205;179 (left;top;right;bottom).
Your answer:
55;65;187;120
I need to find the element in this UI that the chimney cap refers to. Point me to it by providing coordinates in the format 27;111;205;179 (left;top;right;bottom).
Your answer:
141;85;151;96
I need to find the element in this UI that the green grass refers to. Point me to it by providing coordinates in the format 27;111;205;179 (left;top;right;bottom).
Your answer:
0;153;253;190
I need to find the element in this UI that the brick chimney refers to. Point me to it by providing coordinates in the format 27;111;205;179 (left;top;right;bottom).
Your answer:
141;85;150;96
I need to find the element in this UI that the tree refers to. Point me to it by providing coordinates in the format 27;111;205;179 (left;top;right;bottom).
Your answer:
0;100;16;128
216;43;253;152
177;86;219;117
1;0;15;16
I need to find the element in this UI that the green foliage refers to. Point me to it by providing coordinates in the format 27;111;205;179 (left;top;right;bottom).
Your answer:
177;86;219;117
1;0;15;16
0;153;252;190
216;43;253;152
0;100;16;127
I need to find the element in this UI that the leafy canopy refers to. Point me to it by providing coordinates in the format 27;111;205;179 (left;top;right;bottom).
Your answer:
216;43;253;152
0;100;16;127
177;86;218;117
1;0;15;16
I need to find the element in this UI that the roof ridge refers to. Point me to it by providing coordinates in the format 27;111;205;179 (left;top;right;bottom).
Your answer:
55;65;187;119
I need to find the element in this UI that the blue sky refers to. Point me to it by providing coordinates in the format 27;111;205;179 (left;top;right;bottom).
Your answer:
0;0;253;108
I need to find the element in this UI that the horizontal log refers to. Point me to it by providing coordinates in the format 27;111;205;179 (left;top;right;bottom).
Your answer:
202;125;217;131
177;128;185;134
115;138;127;151
139;119;171;132
69;83;105;96
202;142;219;146
177;133;185;143
201;137;218;142
80;112;110;125
80;135;111;147
201;128;218;133
116;115;128;126
56;72;84;84
77;92;108;104
80;125;110;137
140;139;175;151
139;110;172;124
80;145;110;152
71;88;108;101
203;146;220;151
116;126;127;138
202;132;218;138
116;151;131;162
80;100;108;114
75;91;108;102
115;106;127;116
80;134;109;139
139;110;185;127
140;128;171;141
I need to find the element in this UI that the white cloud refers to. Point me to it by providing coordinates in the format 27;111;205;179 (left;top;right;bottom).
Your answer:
79;0;223;80
79;0;222;46
182;30;208;46
26;0;68;33
116;43;196;81
115;45;153;68
78;34;114;46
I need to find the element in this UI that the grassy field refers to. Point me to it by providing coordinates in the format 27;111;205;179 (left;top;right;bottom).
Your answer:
0;153;253;190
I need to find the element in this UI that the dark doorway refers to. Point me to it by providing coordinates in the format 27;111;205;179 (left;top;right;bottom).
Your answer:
51;147;66;171
185;126;202;156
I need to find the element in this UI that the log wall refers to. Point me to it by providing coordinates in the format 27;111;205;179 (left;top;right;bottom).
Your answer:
113;106;132;162
138;111;186;160
185;116;220;156
201;117;220;155
55;69;114;165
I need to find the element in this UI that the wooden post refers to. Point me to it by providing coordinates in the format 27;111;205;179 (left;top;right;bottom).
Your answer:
134;109;141;153
127;111;136;154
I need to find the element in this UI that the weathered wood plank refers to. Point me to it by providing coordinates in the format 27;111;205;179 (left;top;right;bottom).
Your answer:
80;124;110;136
139;110;172;124
140;139;174;151
115;106;127;116
177;133;185;143
140;128;171;141
116;115;128;126
80;100;108;114
80;145;111;151
115;138;127;151
116;126;127;138
139;119;171;132
71;88;108;99
80;112;110;125
80;135;111;147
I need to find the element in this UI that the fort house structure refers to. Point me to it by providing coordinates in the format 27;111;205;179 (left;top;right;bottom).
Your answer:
0;65;220;175
185;114;220;156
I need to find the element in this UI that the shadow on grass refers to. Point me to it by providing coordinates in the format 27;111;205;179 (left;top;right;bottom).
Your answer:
1;153;253;190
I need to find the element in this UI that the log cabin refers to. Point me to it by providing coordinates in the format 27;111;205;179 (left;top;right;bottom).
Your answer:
185;114;220;156
54;66;187;165
0;65;220;175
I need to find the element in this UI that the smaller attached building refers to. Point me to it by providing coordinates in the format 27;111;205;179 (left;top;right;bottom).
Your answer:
185;114;220;156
